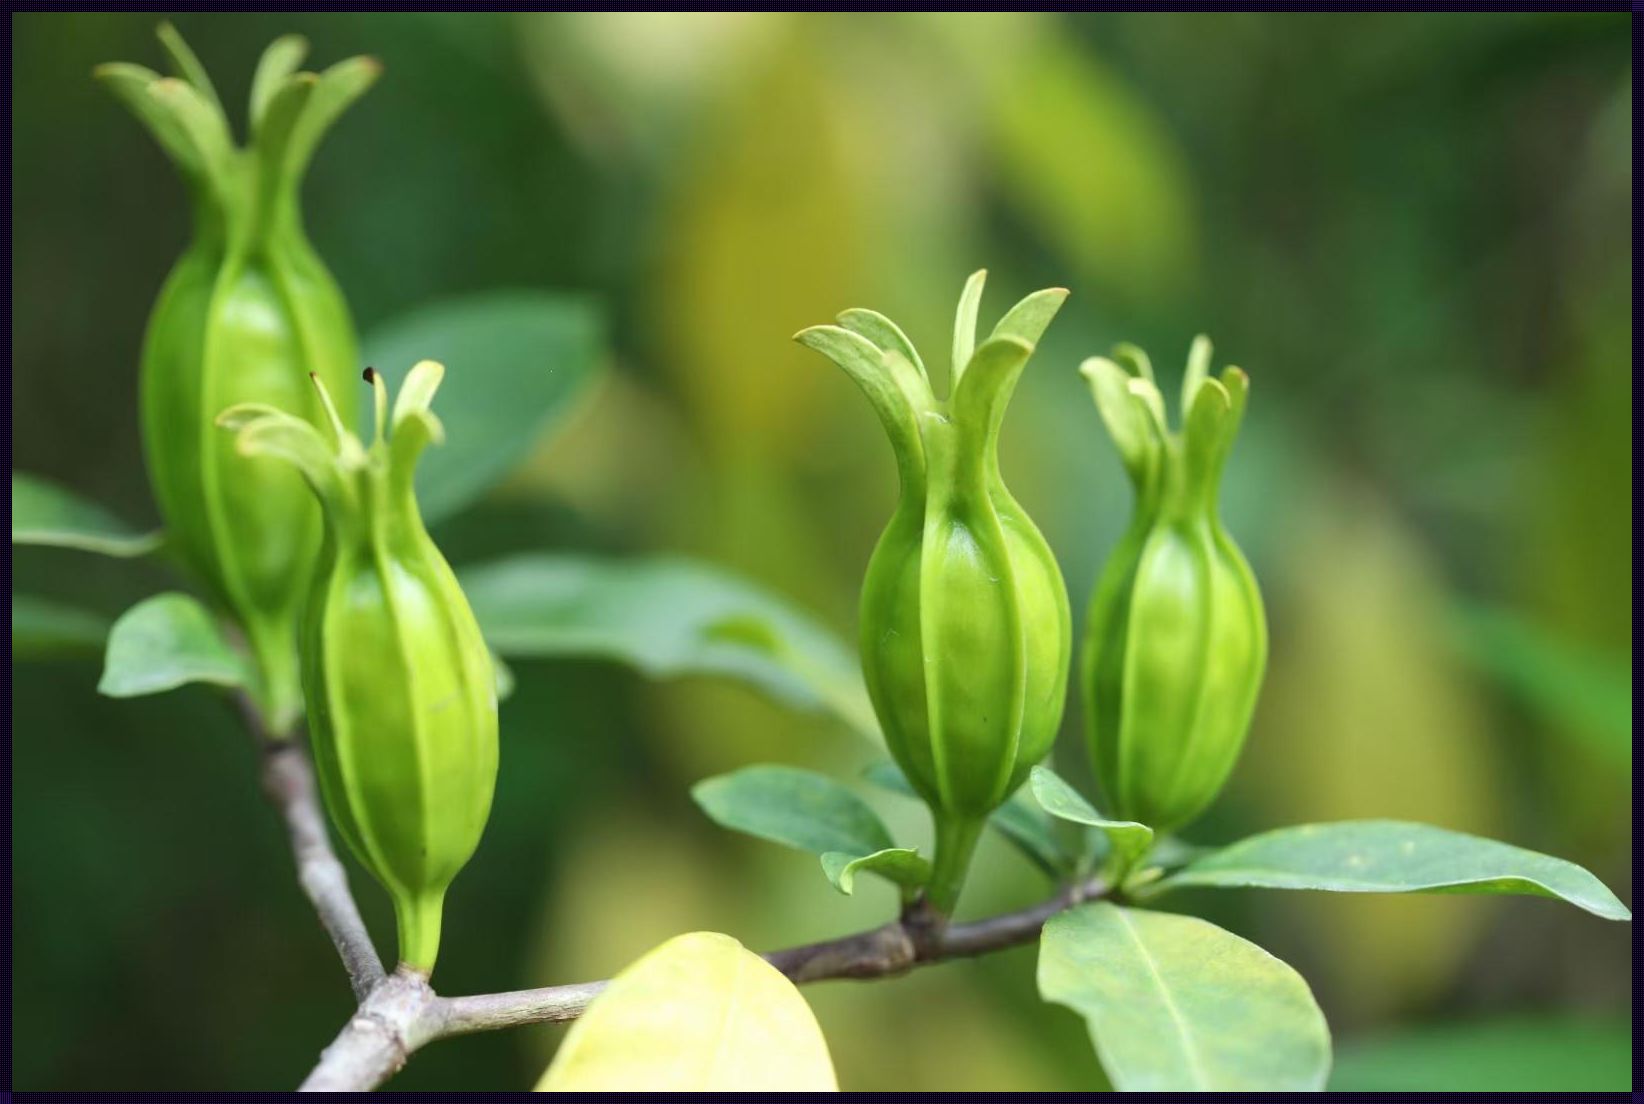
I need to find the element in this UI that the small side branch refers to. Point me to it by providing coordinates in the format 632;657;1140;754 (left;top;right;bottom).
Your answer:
429;876;1106;1041
435;980;611;1036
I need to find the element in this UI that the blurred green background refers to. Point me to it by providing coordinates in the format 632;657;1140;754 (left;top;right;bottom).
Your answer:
12;11;1631;1092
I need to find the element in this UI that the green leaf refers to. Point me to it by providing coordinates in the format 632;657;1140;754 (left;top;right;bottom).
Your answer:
821;848;931;896
861;760;916;796
864;759;1070;877
536;931;837;1091
694;766;929;899
1029;766;1153;877
361;291;603;523
1150;820;1630;921
12;473;161;557
991;786;1073;878
1329;1016;1631;1092
98;593;250;698
12;594;112;659
460;554;874;736
693;765;894;858
1039;902;1331;1091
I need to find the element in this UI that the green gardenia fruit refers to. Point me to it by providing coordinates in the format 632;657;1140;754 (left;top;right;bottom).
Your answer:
98;26;379;730
219;363;499;976
1080;337;1266;832
797;271;1072;913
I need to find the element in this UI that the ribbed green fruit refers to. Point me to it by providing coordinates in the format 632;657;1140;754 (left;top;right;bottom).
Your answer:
98;26;378;729
797;271;1072;913
1080;337;1266;832
219;363;498;976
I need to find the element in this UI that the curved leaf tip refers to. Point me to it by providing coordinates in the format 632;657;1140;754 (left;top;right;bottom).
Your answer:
1151;820;1631;921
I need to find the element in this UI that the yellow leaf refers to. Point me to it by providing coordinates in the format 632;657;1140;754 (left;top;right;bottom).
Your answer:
536;931;838;1092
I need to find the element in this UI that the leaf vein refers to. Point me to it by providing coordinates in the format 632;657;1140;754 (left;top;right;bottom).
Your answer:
1113;907;1208;1089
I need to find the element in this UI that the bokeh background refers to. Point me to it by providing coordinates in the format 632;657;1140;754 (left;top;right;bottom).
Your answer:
12;11;1631;1091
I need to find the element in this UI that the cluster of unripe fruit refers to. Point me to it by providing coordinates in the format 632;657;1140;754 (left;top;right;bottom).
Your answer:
106;27;1264;973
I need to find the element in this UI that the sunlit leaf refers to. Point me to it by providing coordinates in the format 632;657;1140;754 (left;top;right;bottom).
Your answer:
1150;820;1629;921
536;806;1054;1091
1039;903;1331;1091
98;592;249;697
13;594;112;659
536;931;837;1092
12;473;161;557
1029;766;1153;877
362;291;603;523
460;554;874;736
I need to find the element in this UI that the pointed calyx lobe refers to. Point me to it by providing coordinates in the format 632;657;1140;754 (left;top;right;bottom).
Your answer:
795;273;1067;502
96;24;379;245
1079;335;1249;519
216;360;446;541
